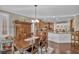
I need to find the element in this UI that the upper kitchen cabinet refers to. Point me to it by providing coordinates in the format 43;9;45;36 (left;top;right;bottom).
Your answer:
36;20;45;29
46;22;54;31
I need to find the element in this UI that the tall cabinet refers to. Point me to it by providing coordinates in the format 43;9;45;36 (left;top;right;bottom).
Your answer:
14;20;31;48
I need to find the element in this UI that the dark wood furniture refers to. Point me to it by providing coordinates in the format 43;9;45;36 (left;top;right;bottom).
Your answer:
71;31;79;49
14;20;31;49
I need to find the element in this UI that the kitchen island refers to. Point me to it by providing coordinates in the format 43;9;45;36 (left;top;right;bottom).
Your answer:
48;32;71;43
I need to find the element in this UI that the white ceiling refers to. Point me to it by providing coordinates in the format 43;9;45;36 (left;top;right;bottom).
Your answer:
0;5;79;22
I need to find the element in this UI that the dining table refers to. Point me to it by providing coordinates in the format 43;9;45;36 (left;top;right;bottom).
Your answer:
24;36;40;53
24;36;40;45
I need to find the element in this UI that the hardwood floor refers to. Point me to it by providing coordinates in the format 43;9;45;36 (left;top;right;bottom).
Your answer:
48;41;79;54
2;41;79;54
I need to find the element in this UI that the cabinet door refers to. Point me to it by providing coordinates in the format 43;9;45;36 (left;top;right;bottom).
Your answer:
14;21;31;40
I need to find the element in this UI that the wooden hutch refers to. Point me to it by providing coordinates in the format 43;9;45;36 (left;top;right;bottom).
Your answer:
14;20;32;49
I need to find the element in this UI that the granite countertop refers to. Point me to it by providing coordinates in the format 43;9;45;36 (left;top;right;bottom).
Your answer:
48;31;71;34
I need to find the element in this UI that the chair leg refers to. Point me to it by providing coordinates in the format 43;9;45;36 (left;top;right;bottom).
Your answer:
45;46;48;53
40;47;42;54
36;49;39;54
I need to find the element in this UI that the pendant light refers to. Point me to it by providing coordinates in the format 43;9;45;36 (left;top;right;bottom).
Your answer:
35;5;39;23
31;5;39;36
32;5;39;23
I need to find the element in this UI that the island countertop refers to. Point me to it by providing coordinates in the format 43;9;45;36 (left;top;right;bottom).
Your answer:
48;32;71;43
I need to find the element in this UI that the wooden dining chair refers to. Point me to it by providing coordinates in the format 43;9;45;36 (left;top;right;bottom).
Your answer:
13;39;31;54
33;38;40;53
40;31;48;53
